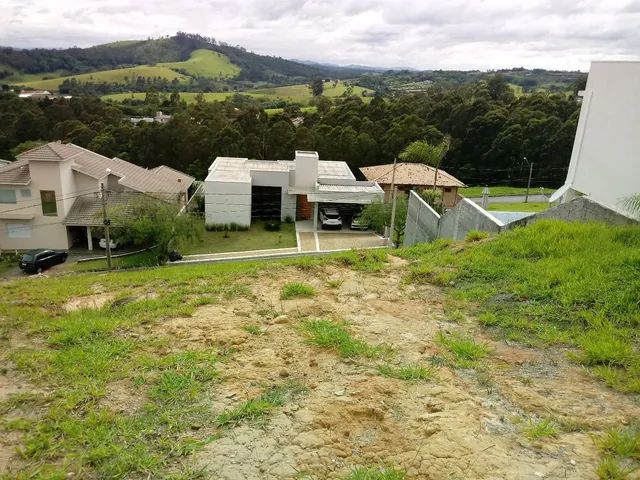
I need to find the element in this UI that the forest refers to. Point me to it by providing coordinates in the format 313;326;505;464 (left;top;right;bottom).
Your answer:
0;75;580;187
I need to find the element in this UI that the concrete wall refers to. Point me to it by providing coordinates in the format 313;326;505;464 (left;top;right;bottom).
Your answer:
558;61;640;215
204;179;251;227
293;151;319;191
404;190;440;246
512;197;637;228
439;198;504;241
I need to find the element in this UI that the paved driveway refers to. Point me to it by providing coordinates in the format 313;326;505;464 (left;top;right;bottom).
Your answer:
297;230;386;252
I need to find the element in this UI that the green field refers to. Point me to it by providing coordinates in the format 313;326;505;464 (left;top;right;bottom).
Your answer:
19;65;189;90
487;202;550;213
103;81;373;106
13;49;239;90
159;49;240;78
461;186;555;197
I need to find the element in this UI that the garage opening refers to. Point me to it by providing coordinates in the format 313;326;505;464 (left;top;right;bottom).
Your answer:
317;203;365;230
251;186;281;220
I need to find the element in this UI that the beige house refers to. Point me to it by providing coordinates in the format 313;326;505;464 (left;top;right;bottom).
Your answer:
360;162;466;208
0;142;194;251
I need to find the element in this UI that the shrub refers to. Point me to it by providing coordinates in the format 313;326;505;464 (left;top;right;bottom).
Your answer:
264;220;281;232
284;215;293;224
465;230;489;242
280;282;316;299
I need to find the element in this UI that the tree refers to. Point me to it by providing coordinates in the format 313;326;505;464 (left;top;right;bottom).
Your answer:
623;194;640;218
309;78;324;97
399;137;450;189
358;196;408;246
110;196;203;264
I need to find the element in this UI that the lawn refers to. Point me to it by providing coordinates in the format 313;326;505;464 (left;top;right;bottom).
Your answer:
102;81;373;106
70;249;160;272
487;202;550;213
183;221;297;255
461;186;556;197
18;65;188;90
159;49;240;79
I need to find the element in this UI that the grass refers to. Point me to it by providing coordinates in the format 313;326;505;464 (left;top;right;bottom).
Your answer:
159;49;240;78
436;331;490;368
377;362;437;381
598;425;640;460
17;65;188;90
344;466;406;480
280;281;316;299
465;230;489;242
522;418;559;440
397;220;640;393
70;249;159;272
103;81;373;106
461;186;555;197
242;324;265;335
488;202;550;213
300;319;385;358
215;382;306;427
183;221;296;255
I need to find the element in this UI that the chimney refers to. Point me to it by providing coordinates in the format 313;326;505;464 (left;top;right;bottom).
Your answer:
294;150;319;191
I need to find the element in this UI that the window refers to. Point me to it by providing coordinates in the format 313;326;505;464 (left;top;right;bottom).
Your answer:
40;190;57;216
444;187;452;193
0;189;16;204
7;223;31;239
20;189;31;198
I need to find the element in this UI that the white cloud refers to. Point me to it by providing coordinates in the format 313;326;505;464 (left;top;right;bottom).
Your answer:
0;0;638;70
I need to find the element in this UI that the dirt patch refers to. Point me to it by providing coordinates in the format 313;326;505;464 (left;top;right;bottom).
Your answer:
64;292;116;311
186;264;639;479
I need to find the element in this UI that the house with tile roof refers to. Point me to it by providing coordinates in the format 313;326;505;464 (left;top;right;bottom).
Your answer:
0;142;194;251
359;162;466;209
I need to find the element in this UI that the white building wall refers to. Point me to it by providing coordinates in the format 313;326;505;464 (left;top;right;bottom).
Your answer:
204;179;251;227
560;61;640;215
0;160;71;250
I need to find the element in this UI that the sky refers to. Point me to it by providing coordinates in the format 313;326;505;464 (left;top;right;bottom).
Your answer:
1;0;639;71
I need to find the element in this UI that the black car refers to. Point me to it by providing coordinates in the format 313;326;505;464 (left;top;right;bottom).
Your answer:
19;249;68;274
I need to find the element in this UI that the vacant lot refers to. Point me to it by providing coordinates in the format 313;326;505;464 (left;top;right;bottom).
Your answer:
1;222;638;479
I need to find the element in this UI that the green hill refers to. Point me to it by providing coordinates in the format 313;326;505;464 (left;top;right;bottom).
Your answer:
19;65;189;90
159;49;240;78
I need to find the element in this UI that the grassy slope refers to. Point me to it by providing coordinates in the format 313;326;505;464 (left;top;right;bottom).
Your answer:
398;220;640;393
0;251;386;478
102;81;373;105
19;66;188;90
159;49;240;78
461;186;556;197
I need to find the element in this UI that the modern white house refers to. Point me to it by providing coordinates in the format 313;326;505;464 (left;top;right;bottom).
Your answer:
550;61;640;216
0;142;194;251
204;151;384;229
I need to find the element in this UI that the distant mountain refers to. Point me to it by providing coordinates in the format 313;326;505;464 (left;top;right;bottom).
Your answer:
0;32;367;85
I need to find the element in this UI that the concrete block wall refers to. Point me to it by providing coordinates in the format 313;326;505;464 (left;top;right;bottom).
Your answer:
438;198;504;241
404;190;440;246
204;179;251;227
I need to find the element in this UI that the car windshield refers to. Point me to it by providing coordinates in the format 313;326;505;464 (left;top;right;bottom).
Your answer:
21;254;34;262
324;211;340;219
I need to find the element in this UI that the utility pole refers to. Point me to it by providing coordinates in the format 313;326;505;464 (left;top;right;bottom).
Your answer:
525;158;534;203
100;182;112;271
388;156;398;247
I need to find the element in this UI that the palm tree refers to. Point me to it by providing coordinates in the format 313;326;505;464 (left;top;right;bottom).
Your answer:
623;193;640;218
399;136;451;190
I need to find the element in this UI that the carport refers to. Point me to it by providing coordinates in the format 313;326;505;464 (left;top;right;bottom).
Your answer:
306;179;384;231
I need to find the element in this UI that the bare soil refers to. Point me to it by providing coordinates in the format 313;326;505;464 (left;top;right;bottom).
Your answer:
3;258;639;479
140;260;639;479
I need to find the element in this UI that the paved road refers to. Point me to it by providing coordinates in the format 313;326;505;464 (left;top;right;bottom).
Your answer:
467;194;548;204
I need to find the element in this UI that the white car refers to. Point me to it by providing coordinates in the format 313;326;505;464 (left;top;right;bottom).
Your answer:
350;217;368;230
99;238;119;250
320;208;343;230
